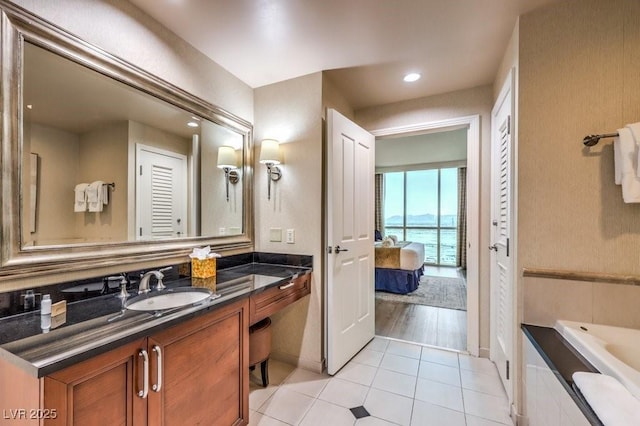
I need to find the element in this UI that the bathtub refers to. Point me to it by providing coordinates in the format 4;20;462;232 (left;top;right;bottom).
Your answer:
555;320;640;398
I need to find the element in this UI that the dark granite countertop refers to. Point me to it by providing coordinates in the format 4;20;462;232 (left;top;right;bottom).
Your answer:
521;324;602;426
0;260;311;377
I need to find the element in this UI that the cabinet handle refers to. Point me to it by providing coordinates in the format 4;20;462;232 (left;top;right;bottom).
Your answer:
152;345;162;392
138;349;149;399
279;282;295;290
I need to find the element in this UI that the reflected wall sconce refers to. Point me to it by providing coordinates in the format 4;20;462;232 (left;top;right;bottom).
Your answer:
259;139;282;200
217;146;239;202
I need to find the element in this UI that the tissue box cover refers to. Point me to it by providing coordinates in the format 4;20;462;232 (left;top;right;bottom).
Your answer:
192;276;216;292
191;257;216;278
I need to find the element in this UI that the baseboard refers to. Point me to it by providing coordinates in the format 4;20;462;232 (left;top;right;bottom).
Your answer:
270;350;324;374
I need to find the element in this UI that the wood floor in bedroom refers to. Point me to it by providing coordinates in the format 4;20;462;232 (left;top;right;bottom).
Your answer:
375;266;467;352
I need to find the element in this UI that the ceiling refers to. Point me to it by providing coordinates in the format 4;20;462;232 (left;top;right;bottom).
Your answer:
129;0;559;109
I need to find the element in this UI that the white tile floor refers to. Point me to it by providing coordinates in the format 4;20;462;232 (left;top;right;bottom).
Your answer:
249;337;513;426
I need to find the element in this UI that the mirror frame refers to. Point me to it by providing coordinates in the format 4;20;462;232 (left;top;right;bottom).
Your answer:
0;3;254;283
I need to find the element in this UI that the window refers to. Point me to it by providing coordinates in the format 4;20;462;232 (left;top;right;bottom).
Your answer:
383;168;458;266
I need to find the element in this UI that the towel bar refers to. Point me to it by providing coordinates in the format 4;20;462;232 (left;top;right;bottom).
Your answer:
582;132;618;147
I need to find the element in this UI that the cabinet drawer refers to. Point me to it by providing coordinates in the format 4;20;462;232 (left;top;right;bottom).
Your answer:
250;274;311;325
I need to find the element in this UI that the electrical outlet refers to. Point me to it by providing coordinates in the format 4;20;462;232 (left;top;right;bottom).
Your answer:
286;229;295;244
270;228;282;242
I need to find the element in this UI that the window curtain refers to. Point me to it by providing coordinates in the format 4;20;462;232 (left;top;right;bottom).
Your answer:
456;167;467;269
375;173;384;233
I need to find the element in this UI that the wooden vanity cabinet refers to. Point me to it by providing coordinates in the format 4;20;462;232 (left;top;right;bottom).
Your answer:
40;298;249;426
249;274;311;325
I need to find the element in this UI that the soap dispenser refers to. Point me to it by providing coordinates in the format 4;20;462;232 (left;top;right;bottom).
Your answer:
40;294;52;332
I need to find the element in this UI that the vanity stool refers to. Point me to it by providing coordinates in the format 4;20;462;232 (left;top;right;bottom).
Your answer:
249;317;272;387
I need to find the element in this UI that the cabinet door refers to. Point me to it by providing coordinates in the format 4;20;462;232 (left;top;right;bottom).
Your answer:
44;338;147;426
147;298;249;426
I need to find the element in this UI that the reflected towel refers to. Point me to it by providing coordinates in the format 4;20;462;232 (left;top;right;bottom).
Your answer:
614;136;622;185
617;128;640;203
573;372;640;426
87;181;105;212
627;122;640;176
74;183;89;212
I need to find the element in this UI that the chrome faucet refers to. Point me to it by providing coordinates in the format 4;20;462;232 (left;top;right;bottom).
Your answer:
138;270;165;294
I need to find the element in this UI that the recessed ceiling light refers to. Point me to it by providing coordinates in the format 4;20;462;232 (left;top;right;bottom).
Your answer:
26;104;33;109
403;73;421;83
187;121;199;128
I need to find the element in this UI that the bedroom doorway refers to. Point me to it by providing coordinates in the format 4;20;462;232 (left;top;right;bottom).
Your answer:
370;115;480;355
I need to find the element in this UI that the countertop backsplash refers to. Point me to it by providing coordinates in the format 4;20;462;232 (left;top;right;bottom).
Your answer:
0;252;312;321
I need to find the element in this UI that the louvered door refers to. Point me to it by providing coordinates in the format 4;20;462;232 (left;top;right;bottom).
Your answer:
490;70;514;405
136;144;187;239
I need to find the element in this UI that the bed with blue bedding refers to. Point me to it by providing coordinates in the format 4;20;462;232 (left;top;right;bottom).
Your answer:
374;241;425;294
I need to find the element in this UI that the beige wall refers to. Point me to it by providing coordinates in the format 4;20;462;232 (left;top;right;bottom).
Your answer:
27;124;80;245
12;0;253;122
254;73;324;372
355;86;493;353
515;0;640;418
322;73;355;120
200;122;244;236
77;122;129;242
518;0;640;277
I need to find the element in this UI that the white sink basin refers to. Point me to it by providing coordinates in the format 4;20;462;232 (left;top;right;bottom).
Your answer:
125;287;212;312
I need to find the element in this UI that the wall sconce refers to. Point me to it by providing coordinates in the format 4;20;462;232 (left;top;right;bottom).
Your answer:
259;139;282;200
217;146;239;202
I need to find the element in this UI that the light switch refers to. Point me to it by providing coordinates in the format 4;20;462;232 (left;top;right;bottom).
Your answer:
286;229;295;244
270;228;282;242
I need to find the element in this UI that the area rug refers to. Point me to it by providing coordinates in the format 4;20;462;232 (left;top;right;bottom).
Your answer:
375;275;467;311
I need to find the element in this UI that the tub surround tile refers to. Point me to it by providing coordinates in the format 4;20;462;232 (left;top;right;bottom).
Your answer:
592;282;640;329
523;277;593;326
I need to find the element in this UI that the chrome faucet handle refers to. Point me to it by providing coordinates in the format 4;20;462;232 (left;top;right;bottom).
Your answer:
117;281;130;300
156;273;166;291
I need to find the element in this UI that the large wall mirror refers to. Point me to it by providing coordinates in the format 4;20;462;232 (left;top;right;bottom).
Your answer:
0;4;253;284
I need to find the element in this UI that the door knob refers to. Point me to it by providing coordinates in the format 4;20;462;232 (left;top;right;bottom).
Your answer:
334;245;349;253
489;244;498;252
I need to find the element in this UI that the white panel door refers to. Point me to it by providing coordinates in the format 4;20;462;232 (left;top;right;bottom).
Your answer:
326;109;375;375
136;144;187;239
490;70;515;404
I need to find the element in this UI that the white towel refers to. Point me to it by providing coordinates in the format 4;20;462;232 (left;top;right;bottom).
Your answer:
614;136;622;185
627;122;640;176
617;128;640;202
573;372;640;426
74;183;89;212
87;181;105;212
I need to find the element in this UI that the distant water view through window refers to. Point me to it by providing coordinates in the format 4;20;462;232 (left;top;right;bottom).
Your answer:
383;168;458;265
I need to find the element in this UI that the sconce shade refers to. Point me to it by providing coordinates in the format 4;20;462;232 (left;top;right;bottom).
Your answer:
217;146;237;169
259;139;281;164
